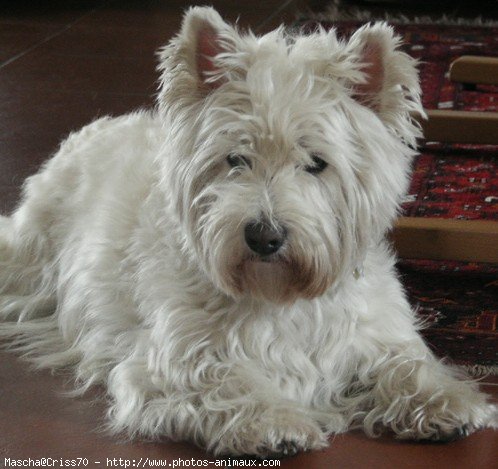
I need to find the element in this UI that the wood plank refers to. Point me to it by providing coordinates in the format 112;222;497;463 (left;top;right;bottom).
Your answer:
450;56;498;86
420;109;498;144
392;217;498;263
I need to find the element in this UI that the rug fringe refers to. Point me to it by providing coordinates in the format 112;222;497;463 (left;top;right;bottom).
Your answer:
460;364;498;378
305;0;498;27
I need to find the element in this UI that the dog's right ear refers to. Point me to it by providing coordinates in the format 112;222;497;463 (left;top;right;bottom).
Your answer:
159;7;235;95
186;8;230;90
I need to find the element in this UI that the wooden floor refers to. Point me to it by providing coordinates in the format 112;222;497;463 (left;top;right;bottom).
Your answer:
0;1;496;468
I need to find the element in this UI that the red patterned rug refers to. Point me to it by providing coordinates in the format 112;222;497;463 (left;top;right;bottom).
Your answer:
301;19;498;375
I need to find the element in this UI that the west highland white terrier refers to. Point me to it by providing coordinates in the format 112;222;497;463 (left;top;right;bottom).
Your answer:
0;6;496;457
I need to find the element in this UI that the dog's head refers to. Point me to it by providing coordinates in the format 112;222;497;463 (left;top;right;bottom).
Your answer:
157;7;423;303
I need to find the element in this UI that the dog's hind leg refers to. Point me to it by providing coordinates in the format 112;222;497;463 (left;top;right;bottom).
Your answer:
0;195;58;322
1;115;142;323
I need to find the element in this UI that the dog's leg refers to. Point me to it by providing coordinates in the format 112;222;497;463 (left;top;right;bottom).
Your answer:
0;207;56;321
342;251;498;441
106;352;328;457
357;338;497;441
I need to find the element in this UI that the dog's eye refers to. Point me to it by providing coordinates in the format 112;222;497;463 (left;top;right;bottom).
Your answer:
305;154;328;175
227;154;252;169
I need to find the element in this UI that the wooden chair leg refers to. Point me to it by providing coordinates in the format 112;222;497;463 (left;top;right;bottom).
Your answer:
392;217;498;263
450;56;498;86
419;110;498;145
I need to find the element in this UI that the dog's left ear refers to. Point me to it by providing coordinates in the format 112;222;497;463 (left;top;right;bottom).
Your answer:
346;23;423;116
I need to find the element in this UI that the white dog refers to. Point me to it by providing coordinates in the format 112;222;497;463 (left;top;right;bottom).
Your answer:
0;7;496;457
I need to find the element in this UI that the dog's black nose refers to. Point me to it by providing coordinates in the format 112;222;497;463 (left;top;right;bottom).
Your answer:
244;221;286;256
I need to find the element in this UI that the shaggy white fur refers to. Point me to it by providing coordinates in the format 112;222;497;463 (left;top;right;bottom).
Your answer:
0;6;496;457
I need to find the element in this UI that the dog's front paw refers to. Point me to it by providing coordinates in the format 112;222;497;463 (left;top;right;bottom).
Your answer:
393;397;497;443
210;407;328;457
424;424;473;443
254;421;326;458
